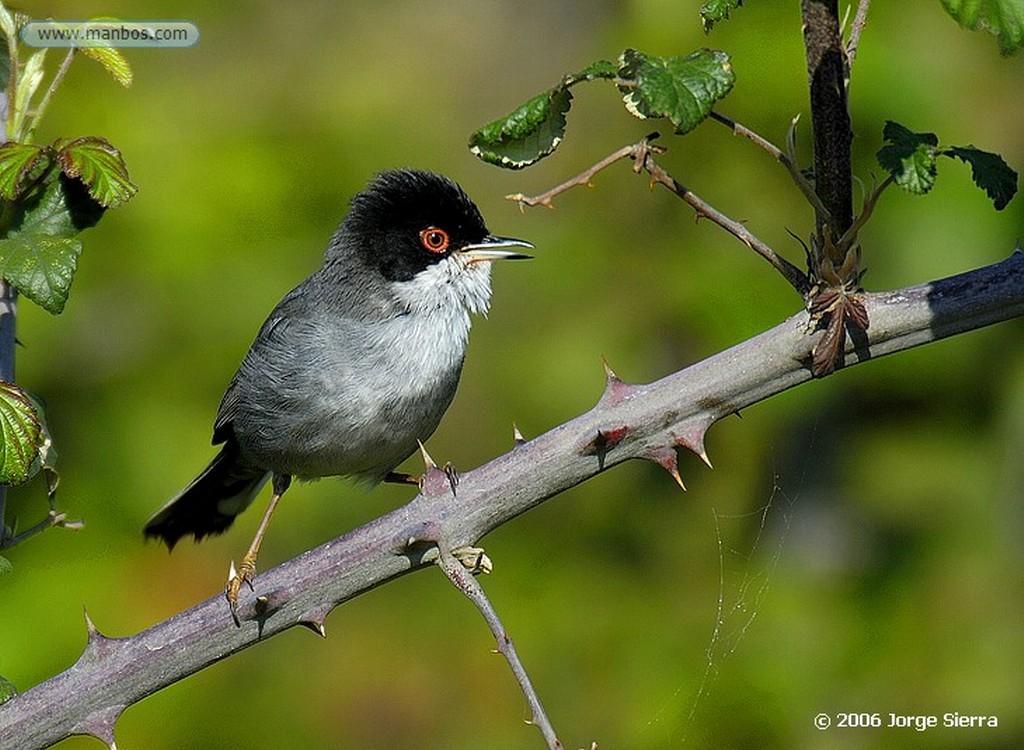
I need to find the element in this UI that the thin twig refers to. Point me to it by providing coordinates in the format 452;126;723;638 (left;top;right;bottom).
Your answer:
846;0;871;68
639;153;811;295
24;48;75;142
4;23;19;142
708;110;829;219
429;532;565;750
506;140;649;209
507;136;811;295
836;172;893;252
0;508;83;551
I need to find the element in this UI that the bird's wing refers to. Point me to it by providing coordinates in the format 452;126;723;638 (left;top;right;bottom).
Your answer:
212;312;290;444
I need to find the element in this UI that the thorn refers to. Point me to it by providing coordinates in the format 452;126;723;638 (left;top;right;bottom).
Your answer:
416;445;457;498
79;608;117;664
512;423;526;447
226;559;238;585
83;608;103;640
672;418;714;468
601;356;617;382
417;440;437;470
299;607;329;638
643;445;686;490
582;425;630;456
74;705;122;749
598;357;639;406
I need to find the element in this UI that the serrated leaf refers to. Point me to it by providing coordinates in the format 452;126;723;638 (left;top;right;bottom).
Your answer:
945;145;1018;209
0;557;12;576
0;142;46;199
469;86;573;169
941;0;1024;55
12;49;46;139
0;234;82;313
11;172;105;238
701;0;744;32
617;48;734;134
78;45;133;88
876;120;939;195
0;380;42;485
55;136;137;207
571;59;618;82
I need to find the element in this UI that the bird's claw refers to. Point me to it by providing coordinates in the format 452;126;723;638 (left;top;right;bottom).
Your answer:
225;557;257;626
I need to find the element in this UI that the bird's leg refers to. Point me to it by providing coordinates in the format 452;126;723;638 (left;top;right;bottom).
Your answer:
225;473;291;625
383;471;420;485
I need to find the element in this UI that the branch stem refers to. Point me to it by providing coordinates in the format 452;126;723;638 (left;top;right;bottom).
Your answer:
24;49;75;142
431;536;564;750
801;0;854;237
508;136;811;296
0;280;16;540
708;110;828;219
3;249;1022;749
846;0;871;67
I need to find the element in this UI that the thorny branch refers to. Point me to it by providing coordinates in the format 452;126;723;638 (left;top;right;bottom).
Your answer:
3;248;1023;750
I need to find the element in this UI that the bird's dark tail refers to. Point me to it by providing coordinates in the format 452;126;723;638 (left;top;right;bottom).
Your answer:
144;442;270;550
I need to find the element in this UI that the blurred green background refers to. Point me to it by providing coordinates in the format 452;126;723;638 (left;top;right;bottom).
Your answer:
2;1;1023;748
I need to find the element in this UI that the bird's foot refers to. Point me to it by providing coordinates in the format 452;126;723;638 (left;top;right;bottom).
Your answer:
225;555;257;626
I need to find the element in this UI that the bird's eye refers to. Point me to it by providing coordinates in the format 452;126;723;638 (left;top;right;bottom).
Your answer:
419;227;450;254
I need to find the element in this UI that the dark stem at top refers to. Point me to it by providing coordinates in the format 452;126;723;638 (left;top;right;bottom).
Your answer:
801;0;854;240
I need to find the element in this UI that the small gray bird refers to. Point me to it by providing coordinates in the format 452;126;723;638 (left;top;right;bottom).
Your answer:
144;169;531;618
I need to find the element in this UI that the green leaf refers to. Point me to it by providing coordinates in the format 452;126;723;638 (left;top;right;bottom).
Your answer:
945;145;1018;209
571;59;618;82
0;380;42;485
11;172;105;238
701;0;743;32
55;136;137;208
469;86;573;169
941;0;1024;55
0;172;101;313
0;141;46;200
78;45;133;88
0;556;12;576
0;234;82;314
876;120;939;195
617;48;734;134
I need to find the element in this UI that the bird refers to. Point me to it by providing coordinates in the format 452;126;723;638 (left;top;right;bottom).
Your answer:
143;168;532;622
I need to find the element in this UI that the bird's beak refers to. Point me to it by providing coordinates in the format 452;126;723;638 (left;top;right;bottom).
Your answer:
458;235;534;263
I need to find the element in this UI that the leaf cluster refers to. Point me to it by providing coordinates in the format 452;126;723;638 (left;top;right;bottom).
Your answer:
0;4;134;520
469;48;734;169
877;120;1018;210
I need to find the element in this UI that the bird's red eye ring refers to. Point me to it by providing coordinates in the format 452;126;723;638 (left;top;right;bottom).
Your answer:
419;227;450;254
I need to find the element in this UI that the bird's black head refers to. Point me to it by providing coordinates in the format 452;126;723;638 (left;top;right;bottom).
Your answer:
333;169;529;283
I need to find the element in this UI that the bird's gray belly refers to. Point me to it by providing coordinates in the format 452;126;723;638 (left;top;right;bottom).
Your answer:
230;314;466;482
